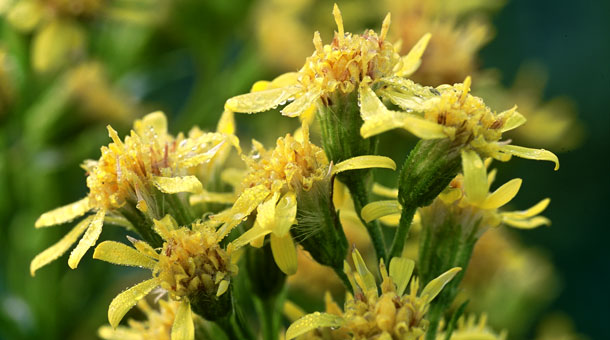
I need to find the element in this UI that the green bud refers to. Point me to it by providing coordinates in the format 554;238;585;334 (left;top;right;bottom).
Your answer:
190;286;232;321
246;243;286;299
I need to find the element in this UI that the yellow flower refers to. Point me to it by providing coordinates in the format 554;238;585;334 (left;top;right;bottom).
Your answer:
92;216;254;339
30;111;238;275
99;299;192;340
436;314;507;340
225;4;430;121
360;76;559;170
211;123;395;275
285;249;461;340
363;155;552;234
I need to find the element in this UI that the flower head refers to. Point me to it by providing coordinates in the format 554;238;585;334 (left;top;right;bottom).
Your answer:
286;249;461;340
225;4;430;119
92;215;250;338
436;314;507;340
30;111;237;275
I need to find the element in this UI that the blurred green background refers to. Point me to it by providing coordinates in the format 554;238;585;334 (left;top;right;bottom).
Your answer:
0;0;608;339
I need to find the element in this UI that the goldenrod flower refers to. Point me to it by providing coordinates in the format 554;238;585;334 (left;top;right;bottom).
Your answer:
212;124;395;275
30;111;238;275
225;4;430;121
285;249;461;340
364;155;552;234
360;76;559;170
92;216;253;339
99;299;190;340
436;314;507;340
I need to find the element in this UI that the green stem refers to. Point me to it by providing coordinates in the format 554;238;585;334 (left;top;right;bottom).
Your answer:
344;177;387;263
332;265;353;293
254;296;279;340
389;203;417;260
119;203;163;247
165;192;193;226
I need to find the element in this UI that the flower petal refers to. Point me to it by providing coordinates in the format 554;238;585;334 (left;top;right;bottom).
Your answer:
359;84;387;121
189;190;235;205
134;111;167;138
361;200;402;223
225;86;301;114
281;88;321;117
216;110;235;134
461;149;489;205
270;233;298;275
372;183;398;198
275;192;297;237
499;145;559;170
502;215;551;229
30;216;93;276
231;222;272;250
68;209;105;269
285;312;344;340
332;155;396;174
480;178;522;210
35;197;90;228
396;33;431;77
217;185;271;239
152;176;203;194
351;248;377;294
389;257;415;296
108;277;160;329
502;198;550;219
420;267;461;303
93;241;156;269
256;192;280;231
171;300;194;340
498;106;526;132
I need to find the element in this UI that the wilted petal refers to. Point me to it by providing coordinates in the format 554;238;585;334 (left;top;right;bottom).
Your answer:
361;200;402;223
30;216;92;276
270;233;298;275
93;241;156;269
285;312;344;340
108;277;160;328
171;300;194;340
68;209;105;269
225;86;301;114
35;197;90;228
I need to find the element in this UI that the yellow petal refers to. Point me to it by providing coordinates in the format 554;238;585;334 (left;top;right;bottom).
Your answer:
127;236;159;259
216;280;230;297
256;192;280;231
153;215;179;240
502;215;551;229
480;178;522;210
7;0;43;32
32;20;85;73
134;111;167;137
359;84;388;121
420;267;461;303
378;88;426;112
189;190;235;205
389;257;415;296
461;149;489;205
396;33;431;77
216;110;235;134
270;72;300;88
152;176;203;194
275;192;297;237
283;300;306;322
68;209;105;269
333;156;396;175
225;86;301;114
352;248;377;294
171;301;194;340
499;145;559;170
498;106;526;132
218;185;271;239
35;197;90;228
281;89;321;117
502;198;550;219
231;222;272;250
30;216;92;276
108;277;160;329
221;168;247;188
285;312;344;340
372;183;398;198
361;200;402;223
93;241;156;269
270;234;298;275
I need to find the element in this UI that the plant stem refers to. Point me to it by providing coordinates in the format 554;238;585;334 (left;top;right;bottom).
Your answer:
389;203;417;260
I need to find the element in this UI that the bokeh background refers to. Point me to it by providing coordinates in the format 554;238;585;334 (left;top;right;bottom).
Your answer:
0;0;608;339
